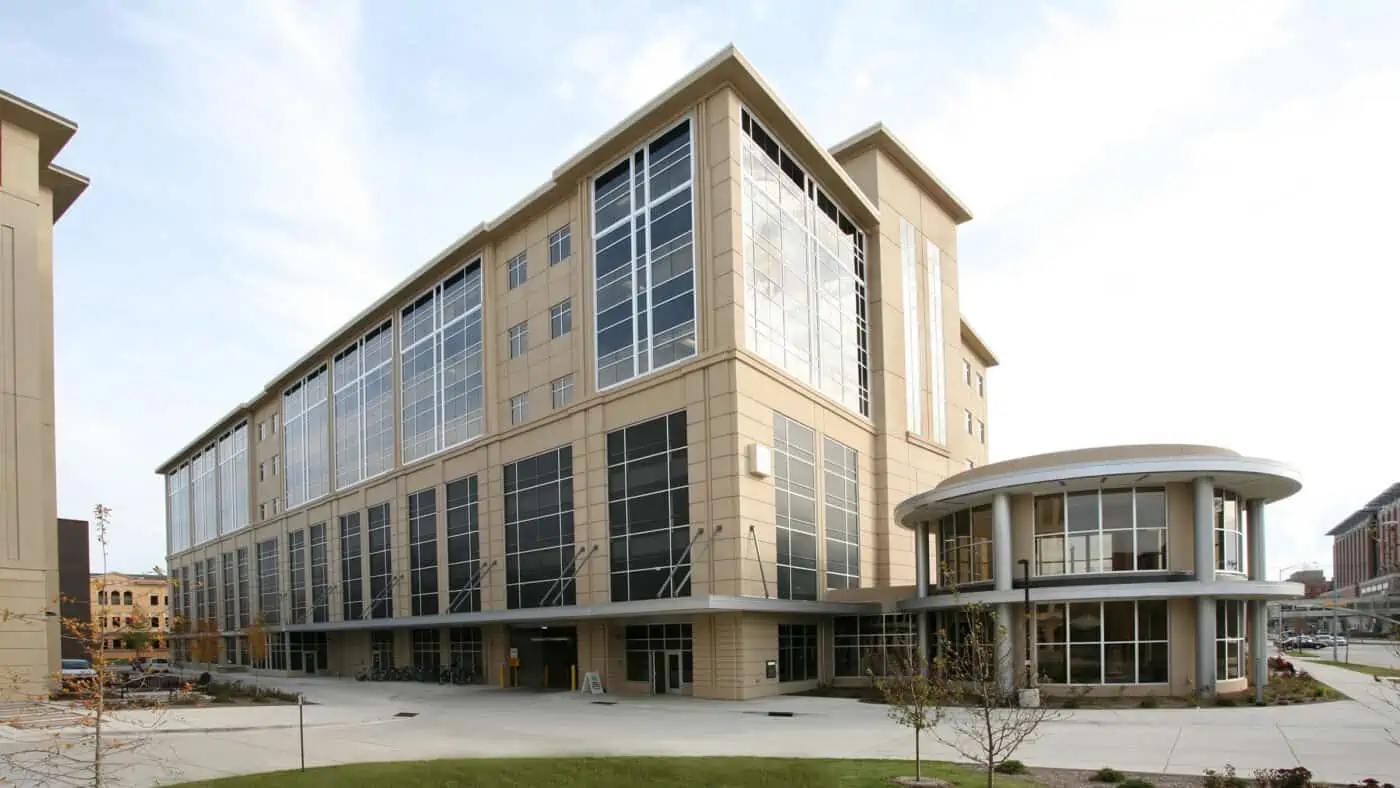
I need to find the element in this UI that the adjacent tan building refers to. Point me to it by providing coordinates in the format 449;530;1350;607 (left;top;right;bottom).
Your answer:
0;91;87;698
91;572;171;662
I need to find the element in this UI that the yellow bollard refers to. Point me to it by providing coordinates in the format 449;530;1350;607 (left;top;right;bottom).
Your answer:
571;664;577;692
499;664;505;688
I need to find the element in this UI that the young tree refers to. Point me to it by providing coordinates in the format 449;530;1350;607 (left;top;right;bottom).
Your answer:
931;601;1056;788
0;505;183;787
873;641;944;783
122;604;154;659
245;614;269;687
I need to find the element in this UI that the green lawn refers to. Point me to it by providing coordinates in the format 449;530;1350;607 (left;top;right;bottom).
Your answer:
172;756;1018;787
1308;659;1400;678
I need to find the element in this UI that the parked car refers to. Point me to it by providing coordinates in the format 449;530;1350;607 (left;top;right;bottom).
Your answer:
60;659;97;688
143;658;172;675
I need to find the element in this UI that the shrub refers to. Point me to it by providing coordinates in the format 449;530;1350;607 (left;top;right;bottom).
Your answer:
994;760;1027;775
1214;696;1237;707
1120;779;1155;788
1204;764;1248;788
1254;766;1312;788
1091;767;1125;783
1138;695;1159;709
250;694;271;704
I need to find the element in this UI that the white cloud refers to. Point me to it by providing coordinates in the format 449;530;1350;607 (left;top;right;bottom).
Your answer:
118;0;393;345
972;66;1400;571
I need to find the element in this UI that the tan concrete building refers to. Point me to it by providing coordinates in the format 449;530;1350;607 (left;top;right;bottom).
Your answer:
91;572;171;662
0;91;87;698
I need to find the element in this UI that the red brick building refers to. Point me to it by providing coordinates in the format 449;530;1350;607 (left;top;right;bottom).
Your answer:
1328;482;1400;596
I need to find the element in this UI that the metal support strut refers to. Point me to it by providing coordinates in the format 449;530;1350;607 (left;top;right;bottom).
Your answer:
447;559;498;614
361;574;403;620
543;544;598;607
748;525;770;599
661;525;722;598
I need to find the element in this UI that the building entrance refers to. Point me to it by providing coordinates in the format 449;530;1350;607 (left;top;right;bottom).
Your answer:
507;626;578;690
649;650;684;695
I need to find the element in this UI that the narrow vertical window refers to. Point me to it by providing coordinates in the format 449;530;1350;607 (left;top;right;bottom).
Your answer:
774;414;818;601
504;446;574;609
409;489;439;616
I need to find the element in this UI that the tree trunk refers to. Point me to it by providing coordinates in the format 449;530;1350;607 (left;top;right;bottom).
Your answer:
914;725;922;779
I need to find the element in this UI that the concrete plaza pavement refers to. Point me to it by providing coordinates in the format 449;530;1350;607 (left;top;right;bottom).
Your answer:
2;667;1396;787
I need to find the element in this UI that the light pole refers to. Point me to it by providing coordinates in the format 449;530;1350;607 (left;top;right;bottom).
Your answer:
1018;558;1032;688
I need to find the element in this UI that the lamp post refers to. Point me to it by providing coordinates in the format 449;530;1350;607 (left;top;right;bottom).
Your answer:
1018;558;1032;688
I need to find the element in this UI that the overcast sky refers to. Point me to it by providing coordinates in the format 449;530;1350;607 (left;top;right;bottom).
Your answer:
3;0;1395;577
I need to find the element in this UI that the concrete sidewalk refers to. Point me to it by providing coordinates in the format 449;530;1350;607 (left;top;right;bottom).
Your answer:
3;671;1397;787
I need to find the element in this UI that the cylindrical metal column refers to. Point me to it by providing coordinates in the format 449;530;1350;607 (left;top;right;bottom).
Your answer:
915;521;930;669
1193;476;1216;582
1246;498;1268;703
993;493;1013;592
995;602;1014;695
1196;595;1216;697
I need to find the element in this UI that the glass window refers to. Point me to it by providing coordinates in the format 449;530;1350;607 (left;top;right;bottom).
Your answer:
367;503;393;619
288;530;306;624
191;446;218;545
592;119;697;390
509;394;529;425
1214;490;1247;574
823;437;860;591
1037;600;1168;685
550;299;572;338
1216;600;1247;679
309;523;329;623
167;465;190;554
901;218;922;435
371;631;394;670
778;624;819;682
939;506;993;586
774;413;818;601
549;225;572;265
550;375;574;410
508;322;528;358
409;489;439;616
976;372;984;397
1033;488;1167;577
221;553;235;632
400;262;485;465
741;110;869;417
411;629;441;672
963;359;972;385
507;252;527;289
505;446;575;609
449;627;484;678
257;538;280;625
339;512;363;620
235;548;250;628
833;614;914;677
283;367;330;510
445;477;480;614
964;409;973;434
609;412;690;602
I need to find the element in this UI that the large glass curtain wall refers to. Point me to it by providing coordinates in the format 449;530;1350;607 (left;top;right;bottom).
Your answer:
939;506;993;586
1036;601;1169;685
608;412;690;602
778;624;819;682
284;367;331;510
1034;487;1167;576
1214;490;1248;575
288;529;306;624
739;109;869;417
217;424;249;536
591;120;698;390
773;414;818;601
334;321;395;489
168;465;190;553
235;548;250;628
191;447;218;544
504;447;575;609
400;261;485;465
445;476;481;614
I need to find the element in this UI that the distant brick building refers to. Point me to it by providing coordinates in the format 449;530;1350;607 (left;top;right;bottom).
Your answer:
1286;569;1330;599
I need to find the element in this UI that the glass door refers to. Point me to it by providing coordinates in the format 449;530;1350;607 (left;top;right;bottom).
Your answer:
665;651;683;694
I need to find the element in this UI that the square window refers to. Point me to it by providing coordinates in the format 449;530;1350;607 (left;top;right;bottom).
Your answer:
550;375;574;410
976;372;985;397
550;299;572;339
271;414;279;434
977;420;986;444
964;409;973;434
963;359;972;385
508;322;529;359
507;253;527;290
510;394;529;425
549;225;571;265
272;454;279;476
